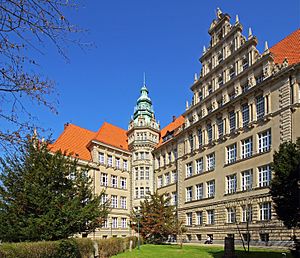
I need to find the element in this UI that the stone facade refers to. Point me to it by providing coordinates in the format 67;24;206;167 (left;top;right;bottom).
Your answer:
51;9;300;244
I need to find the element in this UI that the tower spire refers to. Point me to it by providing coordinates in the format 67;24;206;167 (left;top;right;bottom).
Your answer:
143;72;146;86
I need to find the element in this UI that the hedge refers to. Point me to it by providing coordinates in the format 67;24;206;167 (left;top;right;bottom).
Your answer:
0;236;139;258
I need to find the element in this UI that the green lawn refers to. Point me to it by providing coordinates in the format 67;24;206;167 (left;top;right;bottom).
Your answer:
113;244;291;258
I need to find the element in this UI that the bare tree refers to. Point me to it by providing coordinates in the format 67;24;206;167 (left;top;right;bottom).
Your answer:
0;0;83;151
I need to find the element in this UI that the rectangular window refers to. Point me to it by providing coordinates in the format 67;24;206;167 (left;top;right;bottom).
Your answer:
198;129;203;147
186;186;193;202
195;183;203;200
206;153;215;171
173;149;178;159
135;187;139;199
145;187;150;195
258;130;271;153
172;170;177;183
227;174;237;194
256;95;265;120
229;111;236;132
168;152;172;163
189;134;194;152
242;104;250;127
145;167;150;180
135;167;139;180
99;152;105;164
186;212;193;226
112;217;118;228
241;137;252;159
107;155;113;167
123;160;128;171
186;162;193;177
227;144;237;164
103;219;108;228
207;180;215;198
196;158;204;174
165;173;170;185
101;194;108;204
172;192;177;205
207;210;215;224
111;195;118;208
101;173;108;186
140;167;144;180
121;218;127;228
120;177;127;189
158;176;163;188
258;165;271;187
227;208;236;223
207;124;213;143
217;117;224;137
260;202;271;221
242;205;252;222
120;196;127;209
241;170;253;191
115;158;120;169
111;175;118;188
196;211;203;225
140;187;145;198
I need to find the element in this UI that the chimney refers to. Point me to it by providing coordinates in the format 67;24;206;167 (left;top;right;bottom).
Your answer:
172;116;176;122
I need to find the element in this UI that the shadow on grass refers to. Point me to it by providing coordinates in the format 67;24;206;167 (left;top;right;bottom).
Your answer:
208;249;292;258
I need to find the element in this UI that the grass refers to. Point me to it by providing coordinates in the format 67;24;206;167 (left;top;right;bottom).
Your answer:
112;244;292;258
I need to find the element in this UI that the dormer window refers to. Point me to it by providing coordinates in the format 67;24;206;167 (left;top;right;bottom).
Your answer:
242;55;249;70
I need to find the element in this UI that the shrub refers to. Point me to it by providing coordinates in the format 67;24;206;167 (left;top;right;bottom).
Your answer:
56;239;80;258
0;241;59;258
96;237;139;258
0;236;138;258
74;238;95;258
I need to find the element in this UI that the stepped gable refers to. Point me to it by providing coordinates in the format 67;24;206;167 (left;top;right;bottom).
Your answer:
49;123;96;161
270;29;300;65
93;122;129;151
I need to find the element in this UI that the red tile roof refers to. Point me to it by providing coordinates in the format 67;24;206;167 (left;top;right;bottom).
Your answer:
270;29;300;65
157;116;185;147
49;123;96;161
93;122;128;151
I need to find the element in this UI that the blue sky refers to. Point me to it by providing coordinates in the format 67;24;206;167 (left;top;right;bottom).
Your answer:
33;0;300;139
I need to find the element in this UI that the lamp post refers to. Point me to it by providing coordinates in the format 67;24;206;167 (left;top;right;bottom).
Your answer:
136;213;141;250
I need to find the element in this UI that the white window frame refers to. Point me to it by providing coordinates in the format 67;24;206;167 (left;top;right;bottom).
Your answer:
241;169;253;191
206;153;215;171
196;183;203;200
111;195;118;208
196;158;204;174
258;130;271;153
196;211;203;225
258;165;271;187
227;174;237;194
207;180;215;198
186;162;193;177
186;186;193;202
227;143;237;164
241;137;252;159
111;175;118;188
207;210;214;224
227;207;236;223
260;202;271;221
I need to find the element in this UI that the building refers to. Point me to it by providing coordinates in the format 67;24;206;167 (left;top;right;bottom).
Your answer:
51;9;300;244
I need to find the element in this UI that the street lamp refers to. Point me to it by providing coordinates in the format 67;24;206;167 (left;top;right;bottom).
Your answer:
136;213;141;250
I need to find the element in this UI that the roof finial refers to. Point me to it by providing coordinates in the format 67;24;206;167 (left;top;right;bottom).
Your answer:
248;27;253;39
235;14;239;24
194;73;198;82
216;7;222;19
264;41;269;53
143;72;146;86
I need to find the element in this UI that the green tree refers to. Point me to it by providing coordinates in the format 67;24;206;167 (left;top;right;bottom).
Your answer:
0;136;110;242
130;192;182;244
270;139;300;229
